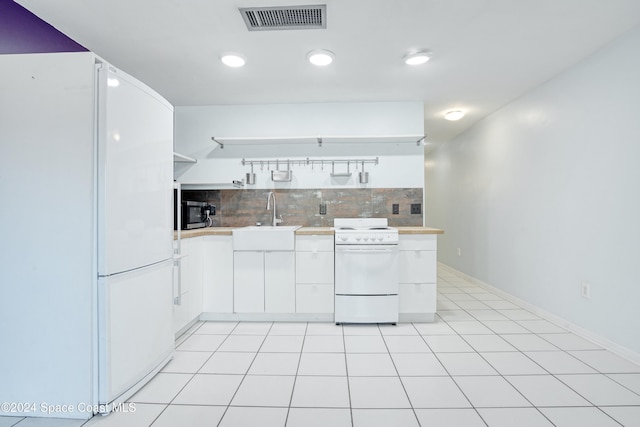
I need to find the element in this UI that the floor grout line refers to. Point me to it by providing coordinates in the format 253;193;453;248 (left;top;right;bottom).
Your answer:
16;274;640;426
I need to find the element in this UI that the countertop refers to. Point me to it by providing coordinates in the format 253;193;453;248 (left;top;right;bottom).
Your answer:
396;226;444;235
176;226;443;239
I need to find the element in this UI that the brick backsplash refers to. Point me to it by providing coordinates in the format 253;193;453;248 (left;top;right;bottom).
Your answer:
181;188;423;227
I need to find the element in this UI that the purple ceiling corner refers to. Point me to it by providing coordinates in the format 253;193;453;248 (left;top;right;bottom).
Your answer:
0;0;87;54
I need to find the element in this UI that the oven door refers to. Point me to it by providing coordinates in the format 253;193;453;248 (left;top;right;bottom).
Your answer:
334;244;399;295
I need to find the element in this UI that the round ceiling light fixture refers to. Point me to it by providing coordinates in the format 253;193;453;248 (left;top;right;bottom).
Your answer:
444;110;465;121
220;53;246;68
403;50;431;65
307;49;335;66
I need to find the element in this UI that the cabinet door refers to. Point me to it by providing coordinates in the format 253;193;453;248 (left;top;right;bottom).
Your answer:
203;236;233;313
399;250;437;284
188;237;204;321
296;252;334;284
399;283;436;313
173;239;189;333
296;284;334;313
234;251;264;313
264;251;295;313
178;238;192;297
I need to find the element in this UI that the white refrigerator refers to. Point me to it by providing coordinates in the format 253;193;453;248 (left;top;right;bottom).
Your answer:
0;52;174;419
95;64;175;411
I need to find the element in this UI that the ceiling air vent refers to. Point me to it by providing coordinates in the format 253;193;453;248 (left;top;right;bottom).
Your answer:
239;5;326;31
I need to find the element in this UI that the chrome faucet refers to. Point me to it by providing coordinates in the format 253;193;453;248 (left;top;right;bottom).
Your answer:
266;191;283;226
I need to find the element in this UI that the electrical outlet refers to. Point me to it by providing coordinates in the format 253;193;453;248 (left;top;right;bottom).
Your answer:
410;203;422;214
392;204;399;214
319;203;327;215
581;281;591;299
457;248;461;257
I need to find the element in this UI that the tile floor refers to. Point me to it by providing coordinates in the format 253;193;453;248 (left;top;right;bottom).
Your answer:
3;269;640;426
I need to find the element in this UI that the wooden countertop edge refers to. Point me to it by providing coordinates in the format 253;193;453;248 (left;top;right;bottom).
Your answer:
176;226;443;239
396;227;444;235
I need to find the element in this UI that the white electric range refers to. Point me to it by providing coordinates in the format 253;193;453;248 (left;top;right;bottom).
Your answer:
333;218;399;324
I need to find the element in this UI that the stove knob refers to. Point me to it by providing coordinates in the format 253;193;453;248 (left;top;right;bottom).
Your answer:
340;235;348;242
377;236;383;241
363;236;369;241
356;236;362;241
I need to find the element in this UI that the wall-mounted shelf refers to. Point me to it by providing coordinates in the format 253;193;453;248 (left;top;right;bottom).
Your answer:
173;152;197;163
211;135;425;147
181;180;244;190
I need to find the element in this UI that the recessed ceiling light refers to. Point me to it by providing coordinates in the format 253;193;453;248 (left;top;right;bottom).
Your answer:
107;77;120;87
307;49;335;66
403;50;431;65
444;110;465;121
220;53;246;67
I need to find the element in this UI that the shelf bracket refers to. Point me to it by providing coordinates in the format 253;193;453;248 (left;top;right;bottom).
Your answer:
416;135;426;146
211;137;224;149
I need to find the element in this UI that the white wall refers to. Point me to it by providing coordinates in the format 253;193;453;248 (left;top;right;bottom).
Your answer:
426;26;640;356
174;102;425;189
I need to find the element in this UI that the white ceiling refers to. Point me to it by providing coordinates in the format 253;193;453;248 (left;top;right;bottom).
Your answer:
17;0;640;145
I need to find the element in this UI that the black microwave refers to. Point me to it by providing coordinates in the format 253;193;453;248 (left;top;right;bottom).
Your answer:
175;200;215;230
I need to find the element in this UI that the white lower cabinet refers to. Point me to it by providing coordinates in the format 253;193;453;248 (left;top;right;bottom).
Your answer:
202;235;233;313
295;235;334;314
233;250;295;314
233;251;264;313
265;252;295;313
173;236;204;334
398;235;437;319
296;284;334;313
179;231;437;323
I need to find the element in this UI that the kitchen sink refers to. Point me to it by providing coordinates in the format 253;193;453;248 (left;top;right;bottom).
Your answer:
232;225;301;251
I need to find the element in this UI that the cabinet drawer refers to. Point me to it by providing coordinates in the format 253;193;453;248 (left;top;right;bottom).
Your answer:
296;284;334;313
399;283;436;313
398;235;437;251
399;250;437;283
296;252;334;284
296;235;334;252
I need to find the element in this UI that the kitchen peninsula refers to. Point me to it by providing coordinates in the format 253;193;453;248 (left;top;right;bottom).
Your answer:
173;226;443;335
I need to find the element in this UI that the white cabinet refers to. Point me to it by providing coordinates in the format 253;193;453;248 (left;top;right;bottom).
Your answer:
174;236;204;334
234;251;265;312
202;235;234;313
265;252;296;313
295;235;334;314
398;235;437;320
233;250;295;314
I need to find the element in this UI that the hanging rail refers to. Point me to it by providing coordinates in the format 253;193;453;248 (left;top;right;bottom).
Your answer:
241;157;379;168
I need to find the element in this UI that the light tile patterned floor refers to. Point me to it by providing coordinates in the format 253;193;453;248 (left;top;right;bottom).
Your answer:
3;270;640;427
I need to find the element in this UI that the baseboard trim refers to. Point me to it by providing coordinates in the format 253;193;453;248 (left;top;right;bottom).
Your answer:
399;313;435;323
199;312;334;322
438;262;640;366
